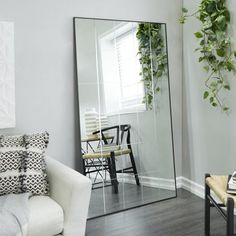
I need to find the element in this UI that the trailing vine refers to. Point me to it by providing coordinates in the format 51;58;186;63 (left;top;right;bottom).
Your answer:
136;23;168;110
180;0;236;112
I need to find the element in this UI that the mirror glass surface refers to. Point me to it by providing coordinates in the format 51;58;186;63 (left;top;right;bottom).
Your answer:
74;18;177;218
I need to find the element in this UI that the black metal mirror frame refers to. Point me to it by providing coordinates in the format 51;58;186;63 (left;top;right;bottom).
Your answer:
73;16;177;220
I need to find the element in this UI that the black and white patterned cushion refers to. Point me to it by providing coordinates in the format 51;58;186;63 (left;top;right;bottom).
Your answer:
0;135;25;148
0;135;24;195
0;151;23;172
22;132;49;195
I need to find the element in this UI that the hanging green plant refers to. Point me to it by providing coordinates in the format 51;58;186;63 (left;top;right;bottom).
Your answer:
136;23;168;110
180;0;236;112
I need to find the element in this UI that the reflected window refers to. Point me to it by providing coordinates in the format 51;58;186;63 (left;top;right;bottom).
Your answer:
99;23;145;114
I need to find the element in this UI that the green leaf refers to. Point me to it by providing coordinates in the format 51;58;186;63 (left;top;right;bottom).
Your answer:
223;107;230;112
203;91;209;99
224;9;231;22
203;65;209;72
182;7;188;13
212;102;218;107
194;31;203;38
210;81;217;88
199;57;204;62
210;97;214;103
200;39;205;46
226;61;235;72
216;15;226;24
203;21;212;30
179;16;186;24
224;85;230;90
216;49;225;57
206;2;216;14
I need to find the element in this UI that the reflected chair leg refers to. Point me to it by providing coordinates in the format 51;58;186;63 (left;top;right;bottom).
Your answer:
129;151;140;186
227;198;234;236
82;158;86;176
205;174;210;236
110;152;118;194
107;158;112;184
107;158;118;193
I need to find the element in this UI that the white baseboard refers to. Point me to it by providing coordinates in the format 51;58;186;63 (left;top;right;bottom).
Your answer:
120;174;206;199
90;173;177;190
177;177;223;203
118;174;176;191
176;177;204;199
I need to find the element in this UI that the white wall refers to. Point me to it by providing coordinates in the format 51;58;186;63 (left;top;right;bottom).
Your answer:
182;0;236;185
0;0;182;175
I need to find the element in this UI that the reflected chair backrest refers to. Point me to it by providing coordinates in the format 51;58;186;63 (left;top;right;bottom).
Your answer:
93;124;131;149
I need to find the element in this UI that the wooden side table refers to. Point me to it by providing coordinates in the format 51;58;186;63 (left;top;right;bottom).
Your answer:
205;174;235;236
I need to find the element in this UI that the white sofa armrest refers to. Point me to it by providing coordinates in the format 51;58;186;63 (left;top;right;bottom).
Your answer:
45;156;92;236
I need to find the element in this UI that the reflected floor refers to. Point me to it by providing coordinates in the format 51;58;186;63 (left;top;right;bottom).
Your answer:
88;183;176;218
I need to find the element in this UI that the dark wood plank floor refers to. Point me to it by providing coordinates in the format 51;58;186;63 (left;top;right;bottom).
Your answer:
86;189;228;236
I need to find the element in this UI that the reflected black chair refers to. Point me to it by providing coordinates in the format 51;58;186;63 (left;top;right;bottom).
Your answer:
82;124;140;193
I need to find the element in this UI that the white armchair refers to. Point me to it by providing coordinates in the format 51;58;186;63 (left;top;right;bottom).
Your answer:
27;156;92;236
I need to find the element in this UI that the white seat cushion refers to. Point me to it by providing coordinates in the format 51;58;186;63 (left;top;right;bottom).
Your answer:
28;196;64;236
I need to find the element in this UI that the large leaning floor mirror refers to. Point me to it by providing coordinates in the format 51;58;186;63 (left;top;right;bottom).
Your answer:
74;17;177;219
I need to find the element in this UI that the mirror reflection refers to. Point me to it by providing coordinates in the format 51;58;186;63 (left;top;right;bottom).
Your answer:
74;18;176;218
